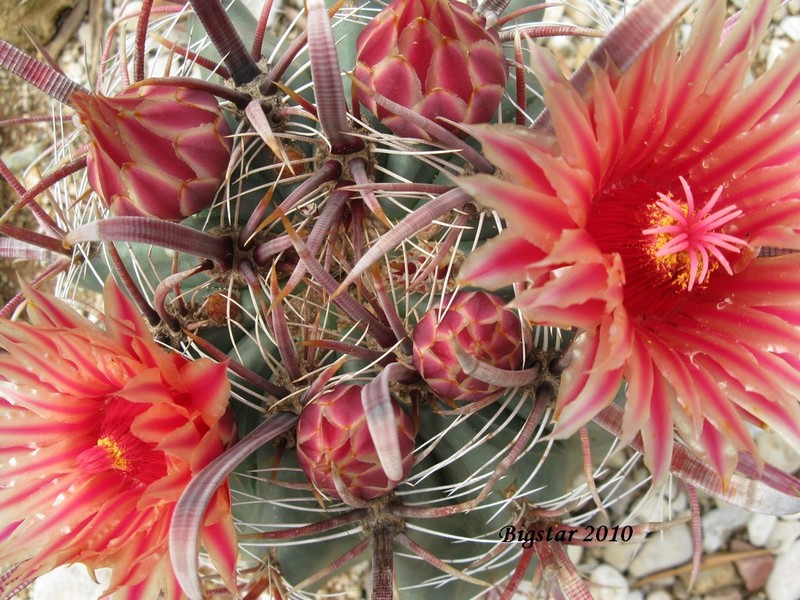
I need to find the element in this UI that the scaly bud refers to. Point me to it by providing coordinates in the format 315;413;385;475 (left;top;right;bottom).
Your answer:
296;384;415;501
353;0;507;140
412;291;526;404
72;81;232;220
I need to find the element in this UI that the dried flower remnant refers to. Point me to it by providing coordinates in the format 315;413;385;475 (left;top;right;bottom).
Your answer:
458;0;800;485
0;279;237;599
71;82;232;221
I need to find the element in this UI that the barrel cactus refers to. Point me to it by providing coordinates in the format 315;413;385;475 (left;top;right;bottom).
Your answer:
1;0;800;598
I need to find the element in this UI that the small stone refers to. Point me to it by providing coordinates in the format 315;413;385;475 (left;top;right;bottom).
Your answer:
702;504;750;553
767;539;800;600
627;592;644;600
766;39;792;70
768;519;800;553
780;15;800;41
566;543;584;566
541;3;566;22
602;537;643;572
628;524;694;578
32;564;111;600
747;513;777;547
683;562;739;595
703;589;743;600
757;430;800;473
644;590;673;600
589;565;629;600
731;539;773;592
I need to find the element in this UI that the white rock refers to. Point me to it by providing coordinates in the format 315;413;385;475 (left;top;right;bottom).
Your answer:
628;524;694;578
566;543;584;566
768;519;800;553
602;538;643;572
32;564;111;600
701;504;750;553
627;592;644;600
589;565;629;600
541;3;566;22
766;39;792;70
747;513;777;548
767;539;800;600
644;590;673;600
757;430;800;473
781;15;800;41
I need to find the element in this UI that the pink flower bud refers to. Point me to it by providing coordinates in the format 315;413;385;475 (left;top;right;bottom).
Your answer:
412;291;526;404
296;384;415;500
354;0;507;139
72;81;232;220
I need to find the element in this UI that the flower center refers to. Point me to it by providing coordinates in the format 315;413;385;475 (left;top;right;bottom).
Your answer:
585;176;748;319
96;436;130;472
76;399;167;486
642;177;747;292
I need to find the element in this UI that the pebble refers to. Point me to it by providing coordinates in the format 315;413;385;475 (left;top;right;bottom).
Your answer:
768;519;800;553
589;565;629;600
747;513;777;548
766;38;792;70
756;430;800;473
703;589;743;600
32;564;110;600
766;539;800;600
731;539;773;592
602;537;643;572
780;15;800;41
628;524;694;579
644;590;673;600
701;504;750;553
683;562;739;595
566;543;584;566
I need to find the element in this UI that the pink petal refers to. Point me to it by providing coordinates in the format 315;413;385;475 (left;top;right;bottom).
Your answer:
180;358;231;420
640;372;674;488
456;175;576;248
528;44;601;182
458;230;545;289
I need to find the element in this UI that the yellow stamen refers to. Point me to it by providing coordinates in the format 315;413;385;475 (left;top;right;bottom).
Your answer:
644;197;695;290
97;437;129;472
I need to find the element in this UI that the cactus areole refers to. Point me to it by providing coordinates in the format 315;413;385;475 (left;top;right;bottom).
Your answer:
353;0;508;139
296;384;415;501
72;82;232;221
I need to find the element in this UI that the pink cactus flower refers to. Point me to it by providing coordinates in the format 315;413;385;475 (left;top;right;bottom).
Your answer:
296;384;415;501
0;279;238;599
353;0;507;140
412;291;526;404
458;0;800;485
72;81;232;221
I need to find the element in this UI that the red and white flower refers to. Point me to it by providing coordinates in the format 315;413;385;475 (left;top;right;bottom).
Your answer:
0;279;237;599
458;0;800;485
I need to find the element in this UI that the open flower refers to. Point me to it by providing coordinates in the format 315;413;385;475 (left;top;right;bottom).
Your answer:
458;0;800;485
0;279;237;599
71;81;232;221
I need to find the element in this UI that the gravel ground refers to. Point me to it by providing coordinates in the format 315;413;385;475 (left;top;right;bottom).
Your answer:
2;1;800;599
